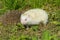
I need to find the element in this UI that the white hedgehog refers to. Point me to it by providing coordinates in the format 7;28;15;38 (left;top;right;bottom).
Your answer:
21;9;48;25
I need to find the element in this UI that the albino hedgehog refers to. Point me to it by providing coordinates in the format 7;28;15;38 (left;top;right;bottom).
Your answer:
21;9;48;25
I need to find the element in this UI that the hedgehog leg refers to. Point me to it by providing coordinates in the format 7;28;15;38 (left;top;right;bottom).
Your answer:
43;20;48;26
24;25;30;30
39;22;44;27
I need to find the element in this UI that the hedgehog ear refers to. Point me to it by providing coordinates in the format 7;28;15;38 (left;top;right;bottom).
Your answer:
28;15;30;17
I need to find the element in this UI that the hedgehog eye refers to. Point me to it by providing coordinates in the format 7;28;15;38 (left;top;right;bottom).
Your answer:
25;18;27;21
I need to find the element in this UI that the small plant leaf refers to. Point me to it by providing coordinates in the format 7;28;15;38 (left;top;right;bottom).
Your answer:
41;30;51;40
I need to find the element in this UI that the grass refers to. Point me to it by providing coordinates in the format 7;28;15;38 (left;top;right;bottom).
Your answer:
0;0;60;40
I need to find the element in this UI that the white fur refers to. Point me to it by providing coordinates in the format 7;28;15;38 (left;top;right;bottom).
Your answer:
21;9;48;25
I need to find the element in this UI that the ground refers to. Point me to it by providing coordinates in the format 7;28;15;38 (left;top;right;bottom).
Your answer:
0;0;60;40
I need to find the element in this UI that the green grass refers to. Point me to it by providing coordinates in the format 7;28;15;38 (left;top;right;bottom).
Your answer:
0;0;60;40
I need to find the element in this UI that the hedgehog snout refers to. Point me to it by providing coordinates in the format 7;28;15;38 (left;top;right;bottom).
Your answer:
21;20;26;24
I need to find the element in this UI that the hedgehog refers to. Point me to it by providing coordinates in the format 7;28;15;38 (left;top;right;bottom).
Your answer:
21;9;48;26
